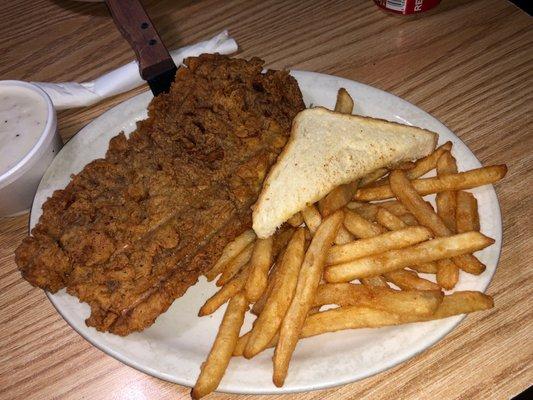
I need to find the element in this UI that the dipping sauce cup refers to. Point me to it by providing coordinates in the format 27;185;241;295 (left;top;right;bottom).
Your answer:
0;81;62;217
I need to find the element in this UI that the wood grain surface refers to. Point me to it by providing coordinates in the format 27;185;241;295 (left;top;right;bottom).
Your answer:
1;0;532;399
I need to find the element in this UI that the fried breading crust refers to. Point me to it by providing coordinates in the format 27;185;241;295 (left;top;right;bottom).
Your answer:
16;54;304;335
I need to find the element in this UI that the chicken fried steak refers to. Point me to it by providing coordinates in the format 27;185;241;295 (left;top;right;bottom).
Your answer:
15;54;305;335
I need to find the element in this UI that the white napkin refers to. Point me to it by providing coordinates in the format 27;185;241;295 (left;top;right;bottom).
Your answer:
34;31;238;110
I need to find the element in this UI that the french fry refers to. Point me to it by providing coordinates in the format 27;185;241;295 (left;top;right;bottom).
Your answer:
343;209;386;238
409;262;439;274
378;200;409;216
314;283;442;315
233;331;250;357
360;276;389;287
244;229;306;359
327;226;433;265
376;207;407;230
354;165;508;201
273;211;343;387
251;230;294;316
384;269;441;291
342;210;390;287
359;168;389;187
324;232;494;282
346;202;379;220
287;212;304;227
334;225;355;245
304;291;492;337
334;87;354;114
456;191;480;232
360;165;412;188
319;180;359;217
250;263;277;316
398;213;419;226
216;243;254;286
303;306;402;336
302;204;322;234
245;237;274;302
272;227;296;257
353;204;379;222
236;308;397;354
192;293;248;399
199;265;251;316
237;291;493;353
434;152;460;289
375;208;440;276
346;201;366;210
389;169;485;275
375;208;418;227
436;258;460;290
365;142;453;188
436;191;457;232
406;290;493;320
205;230;256;281
308;306;321;315
406;141;453;179
395;161;416;171
451;253;485;275
390;169;456;237
436;151;458;231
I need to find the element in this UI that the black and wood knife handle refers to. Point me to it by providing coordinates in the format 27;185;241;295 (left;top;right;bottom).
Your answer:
105;0;176;81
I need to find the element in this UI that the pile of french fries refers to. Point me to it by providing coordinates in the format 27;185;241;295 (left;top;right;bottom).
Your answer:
191;89;507;398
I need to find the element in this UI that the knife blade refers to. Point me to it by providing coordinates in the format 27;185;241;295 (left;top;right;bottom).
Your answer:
105;0;177;96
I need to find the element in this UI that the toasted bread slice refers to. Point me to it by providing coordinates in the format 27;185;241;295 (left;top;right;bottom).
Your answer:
252;107;438;238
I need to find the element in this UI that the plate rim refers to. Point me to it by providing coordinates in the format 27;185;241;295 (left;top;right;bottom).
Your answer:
32;70;503;394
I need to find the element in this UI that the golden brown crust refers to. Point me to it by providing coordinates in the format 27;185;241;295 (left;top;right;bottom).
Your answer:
15;54;305;335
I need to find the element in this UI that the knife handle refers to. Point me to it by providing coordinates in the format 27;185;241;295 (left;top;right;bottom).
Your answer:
105;0;176;81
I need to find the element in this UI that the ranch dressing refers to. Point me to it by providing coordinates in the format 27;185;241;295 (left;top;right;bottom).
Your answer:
0;85;48;176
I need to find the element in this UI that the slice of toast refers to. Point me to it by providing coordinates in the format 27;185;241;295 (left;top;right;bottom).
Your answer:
252;107;438;238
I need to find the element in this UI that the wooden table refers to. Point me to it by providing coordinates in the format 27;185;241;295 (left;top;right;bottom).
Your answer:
1;0;531;399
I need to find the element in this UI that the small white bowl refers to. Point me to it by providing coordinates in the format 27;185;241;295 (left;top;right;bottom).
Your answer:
0;81;62;217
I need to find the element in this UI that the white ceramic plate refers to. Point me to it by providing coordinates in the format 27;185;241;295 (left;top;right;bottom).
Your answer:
31;71;502;394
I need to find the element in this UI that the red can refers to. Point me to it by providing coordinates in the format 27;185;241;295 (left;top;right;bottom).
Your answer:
373;0;441;15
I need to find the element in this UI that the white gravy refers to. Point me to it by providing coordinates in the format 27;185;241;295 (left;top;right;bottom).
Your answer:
0;85;48;176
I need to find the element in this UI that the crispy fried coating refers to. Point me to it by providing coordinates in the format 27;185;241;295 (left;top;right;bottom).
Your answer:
16;54;304;335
